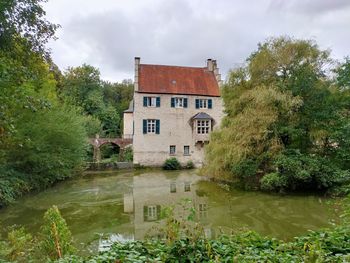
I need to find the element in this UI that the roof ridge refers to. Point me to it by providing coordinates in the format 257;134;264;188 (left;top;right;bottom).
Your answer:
140;63;208;70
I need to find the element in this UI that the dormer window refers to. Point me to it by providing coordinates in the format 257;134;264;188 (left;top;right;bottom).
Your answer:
197;120;210;134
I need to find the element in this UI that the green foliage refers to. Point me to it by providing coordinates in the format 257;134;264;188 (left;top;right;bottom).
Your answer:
0;168;30;207
40;206;75;260
57;224;350;263
163;158;181;170
0;227;35;262
0;0;59;55
59;65;133;137
185;160;195;169
4;105;87;191
205;36;350;192
123;146;133;162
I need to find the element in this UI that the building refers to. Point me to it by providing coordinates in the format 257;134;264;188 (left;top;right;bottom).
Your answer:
123;57;223;167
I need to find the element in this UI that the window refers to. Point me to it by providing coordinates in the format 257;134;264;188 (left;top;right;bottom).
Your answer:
143;205;160;221
143;119;160;134
171;97;187;108
184;145;190;155
184;182;191;192
197;120;210;134
199;203;208;219
200;99;207;109
147;205;157;220
147;119;156;133
195;99;212;109
169;145;176;155
143;96;160;107
170;182;176;193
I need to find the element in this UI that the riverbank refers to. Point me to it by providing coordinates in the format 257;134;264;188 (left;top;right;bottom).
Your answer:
58;224;350;262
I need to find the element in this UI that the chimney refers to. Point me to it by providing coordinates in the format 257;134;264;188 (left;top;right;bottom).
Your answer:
134;57;140;92
207;58;214;71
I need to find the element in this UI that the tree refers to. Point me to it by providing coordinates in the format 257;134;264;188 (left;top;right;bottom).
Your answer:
205;37;350;192
60;66;133;137
0;0;59;55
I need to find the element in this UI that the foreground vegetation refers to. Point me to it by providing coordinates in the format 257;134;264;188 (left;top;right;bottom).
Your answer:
1;197;349;262
205;37;350;194
0;0;132;207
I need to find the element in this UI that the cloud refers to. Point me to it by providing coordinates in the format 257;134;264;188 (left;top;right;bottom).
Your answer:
45;0;350;82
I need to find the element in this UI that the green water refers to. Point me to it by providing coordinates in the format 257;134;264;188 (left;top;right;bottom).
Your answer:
0;170;337;253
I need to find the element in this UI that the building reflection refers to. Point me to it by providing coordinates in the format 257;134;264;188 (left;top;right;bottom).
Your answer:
123;172;210;240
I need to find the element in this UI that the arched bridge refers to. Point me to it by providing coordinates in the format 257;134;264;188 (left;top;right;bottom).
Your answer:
88;137;132;148
88;137;133;163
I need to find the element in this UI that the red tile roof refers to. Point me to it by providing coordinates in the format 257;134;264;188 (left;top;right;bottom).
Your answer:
138;64;220;97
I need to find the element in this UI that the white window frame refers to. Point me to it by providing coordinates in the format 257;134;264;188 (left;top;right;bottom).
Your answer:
199;203;208;218
175;97;184;108
147;97;157;107
169;145;176;155
199;99;208;109
170;182;176;193
197;120;210;134
184;182;191;192
147;205;157;220
147;119;156;134
184;145;190;155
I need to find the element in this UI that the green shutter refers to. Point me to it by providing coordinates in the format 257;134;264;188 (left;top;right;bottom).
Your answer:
156;205;161;220
184;98;188;108
143;120;147;134
143;206;147;221
143;97;147;107
195;99;199;109
156;120;160;134
171;98;175;107
156;97;160;107
208;99;212;109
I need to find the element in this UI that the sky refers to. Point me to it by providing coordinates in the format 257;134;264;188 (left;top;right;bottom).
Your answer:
44;0;350;82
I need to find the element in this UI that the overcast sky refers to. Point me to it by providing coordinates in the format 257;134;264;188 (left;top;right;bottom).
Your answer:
44;0;350;82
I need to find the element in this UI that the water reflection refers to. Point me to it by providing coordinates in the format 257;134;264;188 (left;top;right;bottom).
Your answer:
0;170;335;254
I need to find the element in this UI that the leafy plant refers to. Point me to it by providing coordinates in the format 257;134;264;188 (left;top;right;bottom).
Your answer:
163;158;181;170
40;205;76;260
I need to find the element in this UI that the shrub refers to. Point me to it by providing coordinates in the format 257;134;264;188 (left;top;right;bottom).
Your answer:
123;146;133;162
40;206;75;260
184;160;195;169
260;172;288;192
163;158;181;170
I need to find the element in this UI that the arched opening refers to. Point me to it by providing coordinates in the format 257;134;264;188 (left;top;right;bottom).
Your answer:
100;142;120;163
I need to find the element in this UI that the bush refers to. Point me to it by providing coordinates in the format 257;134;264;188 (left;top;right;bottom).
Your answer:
185;160;195;169
123;146;133;162
40;206;75;260
163;158;181;170
260;172;288;192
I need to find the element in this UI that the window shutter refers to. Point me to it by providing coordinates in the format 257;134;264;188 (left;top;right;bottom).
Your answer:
156;97;160;107
184;98;188;108
156;205;161;220
208;99;212;109
171;98;175;108
143;206;147;221
143;119;147;134
143;97;147;107
195;99;199;109
156;119;160;134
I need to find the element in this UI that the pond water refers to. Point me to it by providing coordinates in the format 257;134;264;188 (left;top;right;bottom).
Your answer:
0;170;337;254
